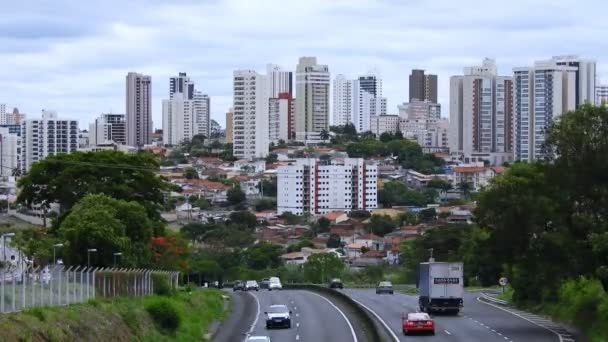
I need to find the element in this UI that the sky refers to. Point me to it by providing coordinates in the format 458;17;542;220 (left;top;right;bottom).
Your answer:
2;0;608;129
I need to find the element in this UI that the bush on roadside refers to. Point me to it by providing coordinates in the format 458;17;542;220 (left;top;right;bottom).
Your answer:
153;274;174;296
145;298;181;333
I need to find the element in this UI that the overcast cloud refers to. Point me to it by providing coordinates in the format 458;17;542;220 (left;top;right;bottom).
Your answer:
2;0;607;128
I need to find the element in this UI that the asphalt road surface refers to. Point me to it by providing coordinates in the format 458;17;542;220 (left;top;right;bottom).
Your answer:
341;289;559;342
216;289;359;342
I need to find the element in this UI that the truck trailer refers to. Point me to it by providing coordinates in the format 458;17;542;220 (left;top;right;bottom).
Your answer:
418;262;464;314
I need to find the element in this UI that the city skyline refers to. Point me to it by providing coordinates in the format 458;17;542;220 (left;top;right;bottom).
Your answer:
2;0;607;128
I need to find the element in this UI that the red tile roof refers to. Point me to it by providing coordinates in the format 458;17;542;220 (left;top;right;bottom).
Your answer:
453;166;487;173
491;166;506;174
330;227;355;237
357;233;382;241
324;211;345;221
361;250;385;258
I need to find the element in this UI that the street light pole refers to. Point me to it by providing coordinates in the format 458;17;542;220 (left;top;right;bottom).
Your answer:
53;243;64;266
87;249;97;268
113;252;122;267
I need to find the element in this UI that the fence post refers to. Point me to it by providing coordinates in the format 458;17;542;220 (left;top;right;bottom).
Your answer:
92;267;98;299
12;271;16;312
67;266;75;304
80;267;86;303
21;267;26;310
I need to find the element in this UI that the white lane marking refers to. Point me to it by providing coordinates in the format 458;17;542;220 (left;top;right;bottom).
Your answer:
504;337;508;340
477;297;567;342
445;330;452;335
296;313;300;317
294;306;298;311
306;292;359;342
248;292;261;334
492;329;497;332
296;335;300;340
497;332;502;336
296;322;300;328
349;297;400;342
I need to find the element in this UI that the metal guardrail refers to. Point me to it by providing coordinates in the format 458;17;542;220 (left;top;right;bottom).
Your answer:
0;265;179;314
480;292;509;305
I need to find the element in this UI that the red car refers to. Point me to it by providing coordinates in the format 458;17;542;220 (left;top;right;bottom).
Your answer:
403;312;435;335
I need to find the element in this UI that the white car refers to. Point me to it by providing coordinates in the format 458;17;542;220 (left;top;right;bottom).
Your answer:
246;336;271;342
268;277;282;291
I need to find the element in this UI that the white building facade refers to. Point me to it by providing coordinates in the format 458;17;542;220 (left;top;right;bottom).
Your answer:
267;64;293;142
333;74;352;126
449;58;514;166
21;110;78;172
295;57;330;141
233;70;269;159
596;84;608;105
370;115;400;137
0;127;20;177
277;158;378;215
126;72;152;147
513;58;579;162
89;113;126;146
162;92;195;146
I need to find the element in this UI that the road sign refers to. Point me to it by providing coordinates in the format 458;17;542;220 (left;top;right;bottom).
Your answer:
499;277;508;287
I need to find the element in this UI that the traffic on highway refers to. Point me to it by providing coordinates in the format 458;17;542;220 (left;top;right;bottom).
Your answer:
214;272;566;342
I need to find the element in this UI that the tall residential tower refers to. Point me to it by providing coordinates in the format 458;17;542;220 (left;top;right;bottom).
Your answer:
295;57;330;141
126;72;152;147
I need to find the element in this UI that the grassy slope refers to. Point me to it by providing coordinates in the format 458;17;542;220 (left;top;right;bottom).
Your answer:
0;289;226;342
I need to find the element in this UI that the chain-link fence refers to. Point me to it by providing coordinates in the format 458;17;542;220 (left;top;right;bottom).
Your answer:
0;265;179;314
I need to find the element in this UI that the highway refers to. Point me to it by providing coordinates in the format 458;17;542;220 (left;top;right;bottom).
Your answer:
215;289;359;342
341;289;560;342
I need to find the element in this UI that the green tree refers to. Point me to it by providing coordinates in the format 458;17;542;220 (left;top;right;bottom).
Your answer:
418;208;437;222
317;217;331;233
379;132;394;143
228;211;258;229
286;239;315;253
242;241;284;269
320;129;330;141
368;214;397;236
181;222;214;243
265;153;278;164
427;177;452;191
18;151;168;221
457;181;473;199
304;253;345;283
57;194;153;267
255;199;276;212
227;188;246;205
183;167;199;179
261;179;277;197
280;212;303;225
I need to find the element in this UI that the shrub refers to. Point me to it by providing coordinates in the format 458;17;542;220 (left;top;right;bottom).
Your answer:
25;307;46;321
145;298;181;333
556;277;605;331
153;274;173;296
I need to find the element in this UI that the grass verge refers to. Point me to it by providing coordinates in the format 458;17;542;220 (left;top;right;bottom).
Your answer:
0;289;227;342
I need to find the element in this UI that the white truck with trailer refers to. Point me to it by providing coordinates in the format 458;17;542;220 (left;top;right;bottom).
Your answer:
418;262;464;314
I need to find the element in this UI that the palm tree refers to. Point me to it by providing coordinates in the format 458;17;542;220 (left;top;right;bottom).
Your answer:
320;129;330;141
457;181;473;200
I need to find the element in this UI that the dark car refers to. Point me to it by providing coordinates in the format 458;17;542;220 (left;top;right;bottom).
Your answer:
260;278;270;289
376;281;394;294
233;280;245;292
329;278;344;289
265;304;292;329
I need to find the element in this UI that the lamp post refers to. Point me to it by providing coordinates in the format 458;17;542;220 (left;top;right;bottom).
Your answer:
53;243;64;266
87;249;97;269
113;252;122;267
2;232;15;262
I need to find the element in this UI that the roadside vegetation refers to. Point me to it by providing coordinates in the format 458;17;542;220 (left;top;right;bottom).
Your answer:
0;288;226;341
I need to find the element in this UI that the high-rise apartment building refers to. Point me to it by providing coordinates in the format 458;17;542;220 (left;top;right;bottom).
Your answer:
126;72;152;147
233;70;269;159
89;113;126;146
513;58;579;161
552;55;596;106
449;58;513;165
295;57;330;141
0;105;25;125
266;64;293;141
225;109;233;144
370;115;400;137
0;127;20;177
277;158;378;215
163;73;211;144
193;90;210;137
333;74;352;126
352;74;387;133
21;110;78;172
409;69;438;103
333;73;386;132
597;84;608;105
398;100;441;120
162;92;195;146
170;72;194;100
269;93;291;143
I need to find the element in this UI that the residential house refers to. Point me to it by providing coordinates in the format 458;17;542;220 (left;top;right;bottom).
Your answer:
280;247;340;265
447;209;474;224
330;227;357;245
354;233;384;251
353;250;386;266
323;211;348;223
238;176;262;197
386;245;400;266
451;163;506;191
345;243;365;259
176;179;229;203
